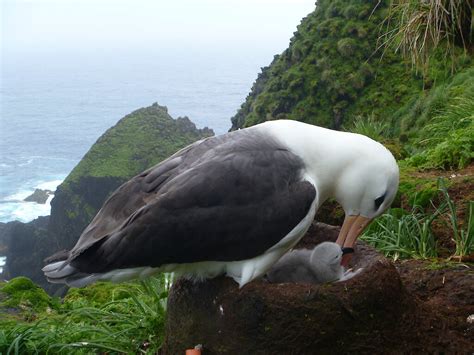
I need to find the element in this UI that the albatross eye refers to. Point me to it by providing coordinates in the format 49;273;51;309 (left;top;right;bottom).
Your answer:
374;193;386;210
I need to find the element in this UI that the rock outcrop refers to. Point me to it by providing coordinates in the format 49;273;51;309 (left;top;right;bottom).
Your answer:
24;189;53;204
1;217;50;290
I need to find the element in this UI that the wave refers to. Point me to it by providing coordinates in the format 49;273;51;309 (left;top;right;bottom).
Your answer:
0;257;5;274
18;158;34;167
0;179;63;223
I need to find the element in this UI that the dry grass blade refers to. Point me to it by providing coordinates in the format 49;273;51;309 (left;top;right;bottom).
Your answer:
378;0;472;73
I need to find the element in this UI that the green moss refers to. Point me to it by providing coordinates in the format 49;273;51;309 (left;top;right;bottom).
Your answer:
397;164;442;208
63;282;130;309
424;260;467;270
0;277;57;314
65;103;213;183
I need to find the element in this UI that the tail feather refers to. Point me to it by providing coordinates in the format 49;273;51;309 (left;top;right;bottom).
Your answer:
41;261;66;273
43;261;77;279
43;260;85;286
43;260;157;288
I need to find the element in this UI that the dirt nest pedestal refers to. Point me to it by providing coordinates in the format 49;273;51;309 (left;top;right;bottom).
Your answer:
162;223;470;353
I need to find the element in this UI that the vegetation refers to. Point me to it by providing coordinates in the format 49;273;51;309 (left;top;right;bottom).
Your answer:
362;207;439;260
380;0;472;73
230;0;424;131
363;179;474;261
65;104;213;183
344;114;393;141
437;180;474;259
0;277;59;317
0;276;169;354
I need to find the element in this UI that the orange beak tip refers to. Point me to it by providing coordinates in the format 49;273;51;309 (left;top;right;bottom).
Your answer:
341;253;352;267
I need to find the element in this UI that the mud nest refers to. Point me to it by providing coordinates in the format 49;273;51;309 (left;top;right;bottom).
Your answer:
162;223;471;354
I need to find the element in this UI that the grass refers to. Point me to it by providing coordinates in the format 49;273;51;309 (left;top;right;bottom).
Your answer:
0;275;170;354
361;207;439;260
437;180;474;259
344;114;392;141
379;0;472;73
362;179;473;261
409;92;474;170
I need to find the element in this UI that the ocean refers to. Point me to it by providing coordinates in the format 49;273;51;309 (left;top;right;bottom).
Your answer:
0;48;274;223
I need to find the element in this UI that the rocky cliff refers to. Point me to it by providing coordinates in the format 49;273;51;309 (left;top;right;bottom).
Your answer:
2;103;213;292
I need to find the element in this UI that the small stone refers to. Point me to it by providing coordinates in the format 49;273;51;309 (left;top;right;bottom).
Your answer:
467;314;474;324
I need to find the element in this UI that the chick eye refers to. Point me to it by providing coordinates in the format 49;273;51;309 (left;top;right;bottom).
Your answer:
374;193;386;210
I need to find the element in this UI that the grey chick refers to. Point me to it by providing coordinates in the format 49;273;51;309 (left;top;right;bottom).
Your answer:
266;242;359;284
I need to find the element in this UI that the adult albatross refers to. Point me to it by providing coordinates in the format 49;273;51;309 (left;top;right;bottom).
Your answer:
43;120;399;288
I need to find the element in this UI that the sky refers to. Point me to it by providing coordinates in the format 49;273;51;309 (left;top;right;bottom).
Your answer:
2;0;316;55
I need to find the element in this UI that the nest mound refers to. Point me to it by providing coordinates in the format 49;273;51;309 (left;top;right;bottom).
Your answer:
163;223;414;354
162;223;468;354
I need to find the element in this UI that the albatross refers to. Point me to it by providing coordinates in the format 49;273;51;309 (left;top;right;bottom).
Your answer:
43;120;399;288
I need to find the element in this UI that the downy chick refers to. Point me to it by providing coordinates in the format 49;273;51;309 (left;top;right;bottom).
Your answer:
266;242;361;284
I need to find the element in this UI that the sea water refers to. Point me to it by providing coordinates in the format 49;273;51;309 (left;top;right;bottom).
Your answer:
1;48;273;223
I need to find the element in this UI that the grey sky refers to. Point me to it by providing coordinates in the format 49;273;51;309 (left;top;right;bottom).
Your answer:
2;0;316;54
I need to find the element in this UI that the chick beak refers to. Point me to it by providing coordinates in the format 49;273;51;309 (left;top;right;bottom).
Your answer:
335;215;372;267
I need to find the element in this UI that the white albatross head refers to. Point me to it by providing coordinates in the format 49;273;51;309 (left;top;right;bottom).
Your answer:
331;135;399;265
263;120;400;266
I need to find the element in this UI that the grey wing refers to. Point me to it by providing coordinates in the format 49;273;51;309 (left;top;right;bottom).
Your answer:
67;148;316;274
69;139;204;254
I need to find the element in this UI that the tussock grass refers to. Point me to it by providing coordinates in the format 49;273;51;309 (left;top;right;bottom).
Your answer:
363;179;473;260
0;275;169;354
406;79;474;169
361;207;439;260
345;114;393;141
437;180;474;259
379;0;472;72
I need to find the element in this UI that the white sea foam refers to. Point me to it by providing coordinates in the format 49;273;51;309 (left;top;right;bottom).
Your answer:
0;256;5;275
18;158;34;167
4;189;33;202
0;179;63;223
37;179;63;191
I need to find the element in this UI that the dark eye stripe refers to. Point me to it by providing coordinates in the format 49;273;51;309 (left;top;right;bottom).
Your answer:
374;192;386;210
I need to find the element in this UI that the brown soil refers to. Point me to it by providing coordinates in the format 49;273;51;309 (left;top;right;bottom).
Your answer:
413;164;474;259
395;259;474;342
162;223;474;354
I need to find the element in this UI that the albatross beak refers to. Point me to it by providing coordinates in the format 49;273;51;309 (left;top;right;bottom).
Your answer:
335;215;372;267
